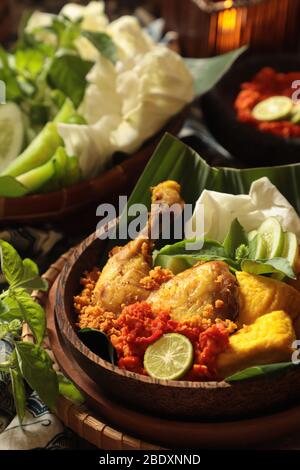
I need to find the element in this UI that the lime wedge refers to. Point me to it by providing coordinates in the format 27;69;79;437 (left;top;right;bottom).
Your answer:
257;217;284;259
281;232;299;267
0;103;24;173
144;333;193;380
252;96;293;122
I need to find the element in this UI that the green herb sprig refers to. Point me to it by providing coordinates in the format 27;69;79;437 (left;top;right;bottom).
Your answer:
0;240;84;423
154;218;296;280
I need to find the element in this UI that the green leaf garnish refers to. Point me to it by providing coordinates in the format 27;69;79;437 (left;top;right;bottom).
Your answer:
57;372;85;405
47;54;93;107
223;219;248;259
10;365;27;424
13;289;46;345
0;240;24;286
15;341;59;412
226;362;296;382
241;258;296;280
81;31;118;64
78;328;117;365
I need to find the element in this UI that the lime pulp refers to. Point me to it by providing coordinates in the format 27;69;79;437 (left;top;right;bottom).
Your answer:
144;333;193;380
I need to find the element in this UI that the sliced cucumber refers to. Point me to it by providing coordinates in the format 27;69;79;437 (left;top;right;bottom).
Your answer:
281;232;299;267
257;217;284;259
252;96;293;122
248;230;258;242
0;103;24;173
248;233;267;260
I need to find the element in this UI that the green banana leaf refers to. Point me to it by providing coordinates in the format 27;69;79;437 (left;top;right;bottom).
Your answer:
226;362;296;382
125;133;300;214
185;45;247;97
112;133;300;382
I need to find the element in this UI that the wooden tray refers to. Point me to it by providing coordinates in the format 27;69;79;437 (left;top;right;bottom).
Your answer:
23;250;300;450
0;111;186;225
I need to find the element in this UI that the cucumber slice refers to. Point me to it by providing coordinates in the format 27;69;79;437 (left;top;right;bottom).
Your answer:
154;254;189;275
248;230;258;242
252;96;293;122
281;232;299;267
257;217;284;259
249;234;267;260
0;103;24;173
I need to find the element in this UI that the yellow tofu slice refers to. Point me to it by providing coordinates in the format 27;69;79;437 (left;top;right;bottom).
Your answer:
217;310;295;379
236;271;300;326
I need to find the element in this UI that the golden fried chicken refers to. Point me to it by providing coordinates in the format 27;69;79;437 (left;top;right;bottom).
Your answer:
92;181;184;315
148;261;238;323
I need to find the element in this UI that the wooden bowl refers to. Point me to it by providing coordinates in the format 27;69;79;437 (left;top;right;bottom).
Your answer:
55;227;300;421
0;110;186;224
201;53;300;167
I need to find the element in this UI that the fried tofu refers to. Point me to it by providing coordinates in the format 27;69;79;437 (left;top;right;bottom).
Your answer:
217;310;295;379
236;271;300;326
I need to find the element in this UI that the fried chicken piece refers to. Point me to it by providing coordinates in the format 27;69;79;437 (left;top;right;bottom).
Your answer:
148;261;238;323
92;181;184;316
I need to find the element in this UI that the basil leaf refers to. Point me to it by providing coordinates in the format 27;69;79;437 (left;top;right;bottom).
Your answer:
223;218;248;259
57;372;85;405
10;366;26;423
153;238;238;273
50;17;81;50
0;240;24;286
0;323;9;340
0;48;23;101
16;259;48;292
81;31;117;64
0;300;9;316
15;49;44;80
0;296;23;321
47;54;93;107
241;258;296;280
15;342;58;411
226;362;295;382
13;289;45;345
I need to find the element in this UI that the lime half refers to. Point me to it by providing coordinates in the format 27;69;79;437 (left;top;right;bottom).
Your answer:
144;333;193;380
252;96;293;122
281;232;299;267
0;103;24;173
257;217;284;259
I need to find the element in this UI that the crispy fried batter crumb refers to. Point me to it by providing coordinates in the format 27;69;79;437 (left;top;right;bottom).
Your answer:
74;267;119;336
140;266;174;290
